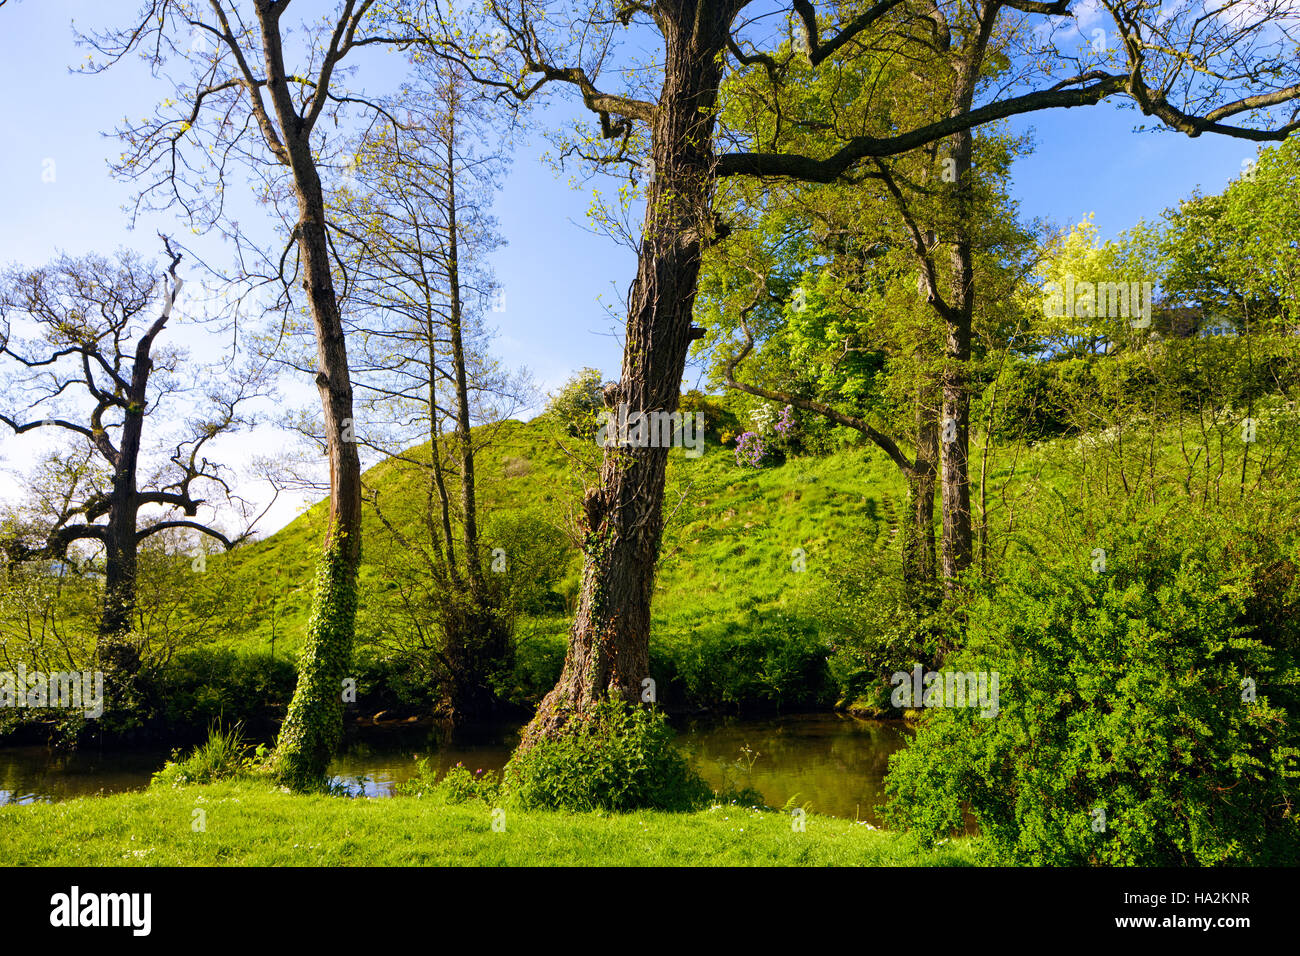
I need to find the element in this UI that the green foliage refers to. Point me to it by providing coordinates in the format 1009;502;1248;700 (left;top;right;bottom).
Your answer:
884;513;1300;865
976;357;1075;443
820;542;948;711
506;623;569;707
272;538;357;791
679;389;741;442
482;509;573;615
982;333;1300;445
504;695;712;812
397;760;501;804
151;648;296;737
543;367;605;441
712;784;770;810
151;722;266;787
657;614;834;712
1161;135;1300;328
697;38;1035;472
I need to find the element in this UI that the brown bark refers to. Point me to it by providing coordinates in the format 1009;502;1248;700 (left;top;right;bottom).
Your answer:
95;255;185;688
446;102;483;595
259;4;364;785
440;88;508;722
903;384;940;599
518;0;732;748
96;329;156;680
290;167;363;575
939;156;974;588
937;26;987;590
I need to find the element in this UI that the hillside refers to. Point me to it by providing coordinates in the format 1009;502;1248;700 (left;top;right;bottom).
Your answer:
216;416;917;657
194;388;1298;719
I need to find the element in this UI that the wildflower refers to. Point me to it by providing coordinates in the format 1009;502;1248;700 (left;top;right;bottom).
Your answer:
735;431;765;467
774;404;795;436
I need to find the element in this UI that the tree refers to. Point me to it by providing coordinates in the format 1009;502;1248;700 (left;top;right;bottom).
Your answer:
405;0;1300;747
81;0;422;786
0;247;259;698
700;42;1036;607
325;57;530;722
1159;135;1300;332
543;368;607;442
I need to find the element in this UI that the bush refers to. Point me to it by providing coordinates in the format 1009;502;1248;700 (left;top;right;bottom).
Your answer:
150;648;297;739
976;357;1075;442
883;517;1300;865
678;389;741;443
151;722;265;787
347;645;441;715
508;625;568;707
819;541;949;711
504;695;712;812
661;614;834;712
543;368;606;440
482;510;574;617
397;760;501;804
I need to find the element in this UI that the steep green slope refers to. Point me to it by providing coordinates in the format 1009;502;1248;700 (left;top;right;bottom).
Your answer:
216;417;913;660
206;390;1298;714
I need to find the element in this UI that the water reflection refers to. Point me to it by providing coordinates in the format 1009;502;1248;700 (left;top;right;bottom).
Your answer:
677;714;910;823
0;746;173;806
1;714;910;822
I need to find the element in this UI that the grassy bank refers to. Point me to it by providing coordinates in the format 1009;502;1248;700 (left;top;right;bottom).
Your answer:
0;780;977;866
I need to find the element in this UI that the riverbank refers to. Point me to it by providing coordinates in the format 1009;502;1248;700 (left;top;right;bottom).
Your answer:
2;713;911;820
0;780;977;866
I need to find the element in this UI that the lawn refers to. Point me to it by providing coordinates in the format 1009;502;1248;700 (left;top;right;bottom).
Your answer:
0;781;978;866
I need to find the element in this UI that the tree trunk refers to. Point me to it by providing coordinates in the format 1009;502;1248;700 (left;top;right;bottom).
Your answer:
903;385;939;603
939;127;974;589
97;405;144;694
270;133;364;789
97;306;169;705
446;101;483;596
518;2;729;749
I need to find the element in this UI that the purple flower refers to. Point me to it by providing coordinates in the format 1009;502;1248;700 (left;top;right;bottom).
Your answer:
774;404;795;436
735;431;765;467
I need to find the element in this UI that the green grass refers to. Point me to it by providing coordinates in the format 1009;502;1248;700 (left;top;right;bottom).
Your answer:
0;780;978;866
198;403;1298;669
209;417;916;658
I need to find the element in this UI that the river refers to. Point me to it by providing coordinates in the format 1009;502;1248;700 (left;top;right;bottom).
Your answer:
0;713;909;823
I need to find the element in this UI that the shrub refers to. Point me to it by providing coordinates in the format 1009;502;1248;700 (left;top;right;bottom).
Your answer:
819;540;950;712
346;645;442;715
397;760;501;804
883;517;1300;865
151;648;297;739
508;625;568;707
151;722;265;787
678;389;741;442
482;510;574;617
543;368;605;440
662;615;833;712
734;431;766;467
504;695;712;812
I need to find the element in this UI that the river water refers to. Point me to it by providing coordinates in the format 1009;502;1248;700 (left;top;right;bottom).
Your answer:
0;713;909;823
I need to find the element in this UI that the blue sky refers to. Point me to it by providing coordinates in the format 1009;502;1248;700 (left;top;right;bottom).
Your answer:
0;0;1267;531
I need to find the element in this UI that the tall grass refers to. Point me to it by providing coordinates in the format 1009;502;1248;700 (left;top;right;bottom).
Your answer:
151;722;265;787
